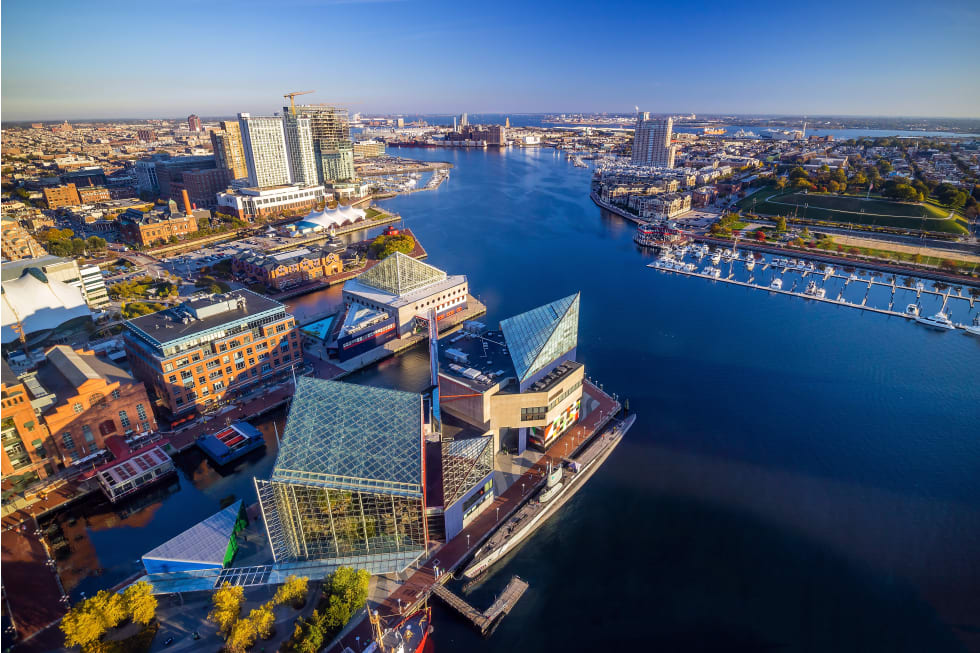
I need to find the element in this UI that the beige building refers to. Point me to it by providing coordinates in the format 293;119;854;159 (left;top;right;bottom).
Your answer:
1;218;47;261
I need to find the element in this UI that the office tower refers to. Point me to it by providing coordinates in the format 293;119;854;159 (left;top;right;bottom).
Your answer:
211;121;248;180
283;114;318;186
293;105;355;182
460;113;468;127
187;114;202;132
238;113;291;188
631;113;676;168
453;116;457;131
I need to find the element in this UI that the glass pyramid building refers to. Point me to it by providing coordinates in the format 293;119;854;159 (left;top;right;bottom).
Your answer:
500;292;580;387
357;251;447;296
256;377;428;572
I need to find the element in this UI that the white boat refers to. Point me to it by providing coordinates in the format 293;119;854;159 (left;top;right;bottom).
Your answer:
804;281;826;298
745;258;755;271
823;266;835;278
684;262;697;272
770;278;783;290
915;311;955;330
963;316;980;337
905;304;920;317
711;251;722;265
702;266;721;278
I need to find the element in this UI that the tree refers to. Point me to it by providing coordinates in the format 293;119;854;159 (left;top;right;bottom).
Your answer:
274;575;309;607
208;582;245;636
286;611;326;653
754;229;766;242
90;590;127;630
250;602;277;640
61;604;106;649
774;177;787;190
226;617;257;653
788;167;809;180
327;567;370;613
122;581;157;626
323;594;352;631
774;216;787;232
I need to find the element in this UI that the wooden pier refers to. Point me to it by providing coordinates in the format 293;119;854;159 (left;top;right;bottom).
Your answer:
430;575;529;635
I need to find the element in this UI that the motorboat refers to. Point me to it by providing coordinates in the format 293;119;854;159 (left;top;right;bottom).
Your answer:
915;311;955;330
962;315;980;336
804;281;826;298
711;251;722;265
905;304;920;317
703;266;721;278
745;258;755;271
770;278;783;290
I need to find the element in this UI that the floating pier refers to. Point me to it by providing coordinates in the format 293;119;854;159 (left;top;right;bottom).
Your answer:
647;260;976;327
430;575;529;635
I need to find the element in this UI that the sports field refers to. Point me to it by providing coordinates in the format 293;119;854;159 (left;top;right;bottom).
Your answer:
738;185;969;235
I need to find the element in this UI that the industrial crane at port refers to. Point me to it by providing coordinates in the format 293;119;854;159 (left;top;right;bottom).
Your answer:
283;90;314;115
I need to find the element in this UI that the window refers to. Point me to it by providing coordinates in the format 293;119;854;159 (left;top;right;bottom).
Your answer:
82;424;96;443
62;432;75;449
111;389;121;399
168;375;177;383
236;362;246;370
99;420;116;436
119;410;130;428
198;377;206;385
195;365;203;374
72;403;83;414
175;397;184;406
136;404;147;421
521;406;547;421
89;392;106;408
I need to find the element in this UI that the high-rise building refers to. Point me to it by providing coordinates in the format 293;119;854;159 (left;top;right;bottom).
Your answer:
460;113;468;127
293;105;355;182
238;113;291;188
282;115;318;186
210;121;248;181
187;114;202;132
631;113;675;168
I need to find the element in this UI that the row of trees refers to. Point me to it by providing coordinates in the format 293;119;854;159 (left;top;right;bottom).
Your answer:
38;228;107;258
61;582;157;650
285;567;370;653
208;575;309;653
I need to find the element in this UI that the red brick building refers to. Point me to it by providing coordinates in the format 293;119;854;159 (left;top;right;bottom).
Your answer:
31;346;158;465
232;246;343;290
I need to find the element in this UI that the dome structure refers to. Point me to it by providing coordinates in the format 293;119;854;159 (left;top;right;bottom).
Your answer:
1;268;91;344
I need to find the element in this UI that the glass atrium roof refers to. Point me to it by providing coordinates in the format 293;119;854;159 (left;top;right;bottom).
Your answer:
500;292;580;382
142;500;242;566
271;377;423;496
357;252;447;296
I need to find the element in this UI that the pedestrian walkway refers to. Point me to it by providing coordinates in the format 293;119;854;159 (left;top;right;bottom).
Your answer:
379;380;619;616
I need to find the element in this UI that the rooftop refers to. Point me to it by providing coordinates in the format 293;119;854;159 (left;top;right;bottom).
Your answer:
357;252;446;296
500;293;580;383
438;328;515;390
124;290;286;349
142;501;243;568
271;377;423;497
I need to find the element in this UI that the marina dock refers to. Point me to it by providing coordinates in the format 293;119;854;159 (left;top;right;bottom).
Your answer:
430;575;529;635
647;248;979;328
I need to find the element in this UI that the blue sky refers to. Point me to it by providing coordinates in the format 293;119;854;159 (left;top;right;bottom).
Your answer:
2;0;978;120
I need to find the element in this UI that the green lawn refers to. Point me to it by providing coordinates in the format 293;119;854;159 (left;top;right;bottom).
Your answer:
738;185;968;235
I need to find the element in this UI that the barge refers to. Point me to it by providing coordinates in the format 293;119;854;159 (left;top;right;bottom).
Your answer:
196;421;265;465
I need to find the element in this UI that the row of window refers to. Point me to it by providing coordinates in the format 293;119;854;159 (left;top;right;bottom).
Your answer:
60;405;148;452
72;388;121;413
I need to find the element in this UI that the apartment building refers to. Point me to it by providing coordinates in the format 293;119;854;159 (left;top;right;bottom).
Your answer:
123;290;301;419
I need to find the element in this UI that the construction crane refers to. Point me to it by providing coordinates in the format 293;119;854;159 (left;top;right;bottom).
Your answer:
283;90;314;115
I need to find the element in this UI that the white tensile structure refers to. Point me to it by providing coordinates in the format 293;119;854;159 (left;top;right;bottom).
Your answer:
292;205;367;234
1;268;91;344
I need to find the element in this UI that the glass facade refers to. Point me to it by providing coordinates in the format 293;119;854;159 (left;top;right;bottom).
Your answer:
257;377;427;572
442;436;494;506
357;252;447;297
500;293;580;382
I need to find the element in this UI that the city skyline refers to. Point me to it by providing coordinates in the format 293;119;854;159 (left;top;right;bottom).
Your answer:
2;0;979;121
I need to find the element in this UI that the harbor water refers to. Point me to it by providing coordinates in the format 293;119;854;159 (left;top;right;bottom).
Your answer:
47;147;980;652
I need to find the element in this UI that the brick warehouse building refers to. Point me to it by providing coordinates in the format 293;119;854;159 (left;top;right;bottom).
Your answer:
118;193;205;248
232;246;343;291
123;290;301;420
26;346;158;465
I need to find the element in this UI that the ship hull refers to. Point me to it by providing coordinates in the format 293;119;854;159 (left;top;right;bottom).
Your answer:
463;415;634;579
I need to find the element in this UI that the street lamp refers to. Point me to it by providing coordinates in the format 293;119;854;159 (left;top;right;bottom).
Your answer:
496;507;500;522
467;533;471;547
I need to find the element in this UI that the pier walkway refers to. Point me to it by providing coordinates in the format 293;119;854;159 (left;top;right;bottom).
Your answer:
380;380;620;617
430;575;529;635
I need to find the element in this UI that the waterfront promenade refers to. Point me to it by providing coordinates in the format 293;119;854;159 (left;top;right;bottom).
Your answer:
381;380;620;615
